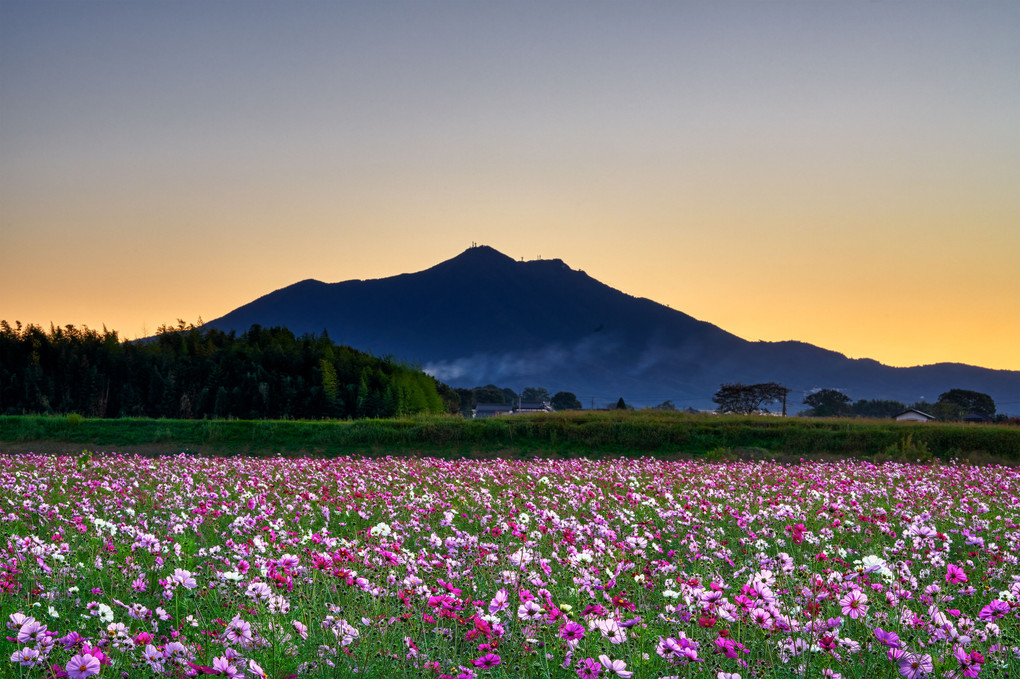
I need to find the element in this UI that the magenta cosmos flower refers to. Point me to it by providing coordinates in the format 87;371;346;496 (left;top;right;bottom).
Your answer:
945;564;968;584
66;654;101;679
978;600;1010;621
576;657;601;679
873;628;902;648
473;653;501;668
560;621;585;642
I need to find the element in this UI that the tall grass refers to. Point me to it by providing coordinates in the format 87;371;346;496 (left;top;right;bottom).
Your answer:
2;412;1018;461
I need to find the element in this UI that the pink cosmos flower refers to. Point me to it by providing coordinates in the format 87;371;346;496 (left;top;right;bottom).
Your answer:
224;615;253;646
11;647;40;667
873;628;902;648
488;588;509;614
560;620;585;642
17;619;46;644
473;653;501;668
954;647;983;678
592;618;627;644
945;564;968;584
7;613;34;631
80;646;110;667
785;523;806;543
66;654;101;679
979;600;1010;621
142;644;164;670
517;599;543;620
897;652;934;679
598;655;633;678
213;656;241;678
839;589;868;619
245;581;272;600
576;657;602;679
171;568;197;590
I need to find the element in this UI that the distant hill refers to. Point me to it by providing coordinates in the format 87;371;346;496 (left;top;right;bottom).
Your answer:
206;246;1019;413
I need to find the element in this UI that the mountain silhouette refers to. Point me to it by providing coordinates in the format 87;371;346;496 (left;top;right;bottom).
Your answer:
206;246;1019;412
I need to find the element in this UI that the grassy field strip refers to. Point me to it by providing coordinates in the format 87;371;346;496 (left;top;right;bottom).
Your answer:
2;412;1019;461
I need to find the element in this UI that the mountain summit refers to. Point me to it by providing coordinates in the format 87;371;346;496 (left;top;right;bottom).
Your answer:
206;246;1018;410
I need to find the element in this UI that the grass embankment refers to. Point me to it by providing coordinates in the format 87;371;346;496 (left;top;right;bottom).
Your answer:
2;411;1018;461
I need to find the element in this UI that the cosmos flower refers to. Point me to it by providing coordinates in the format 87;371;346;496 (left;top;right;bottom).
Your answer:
897;652;934;679
576;657;601;679
65;654;101;679
873;628;902;648
171;568;197;590
10;647;40;667
248;659;270;679
472;653;501;668
839;590;868;619
598;655;633;678
560;620;586;642
16;619;46;644
978;600;1010;621
488;589;509;614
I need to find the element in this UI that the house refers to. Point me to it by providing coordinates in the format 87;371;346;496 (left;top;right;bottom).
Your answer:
473;403;514;418
962;412;989;423
895;408;936;423
517;401;553;414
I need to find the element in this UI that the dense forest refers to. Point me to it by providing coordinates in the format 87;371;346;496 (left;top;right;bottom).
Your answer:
0;321;456;419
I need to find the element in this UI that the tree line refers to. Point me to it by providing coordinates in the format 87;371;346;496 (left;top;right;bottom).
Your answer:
711;382;1000;421
0;321;454;420
802;387;999;421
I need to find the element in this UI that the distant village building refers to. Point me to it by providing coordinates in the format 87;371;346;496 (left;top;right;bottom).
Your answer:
517;401;553;414
895;408;936;423
473;403;515;418
472;401;553;418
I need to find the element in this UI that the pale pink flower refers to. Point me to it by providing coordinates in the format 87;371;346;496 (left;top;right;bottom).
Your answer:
17;619;46;644
11;647;40;667
898;652;934;679
66;653;101;679
598;655;633;678
171;568;197;589
488;588;509;614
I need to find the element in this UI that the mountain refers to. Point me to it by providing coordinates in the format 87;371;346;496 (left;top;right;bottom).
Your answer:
206;246;1019;412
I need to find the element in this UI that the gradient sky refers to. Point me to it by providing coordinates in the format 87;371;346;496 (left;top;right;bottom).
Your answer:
2;1;1018;371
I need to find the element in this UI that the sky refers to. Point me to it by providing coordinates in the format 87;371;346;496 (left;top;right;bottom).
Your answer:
2;1;1018;371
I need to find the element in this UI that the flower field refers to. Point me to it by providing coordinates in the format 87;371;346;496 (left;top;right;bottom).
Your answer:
3;454;1019;678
